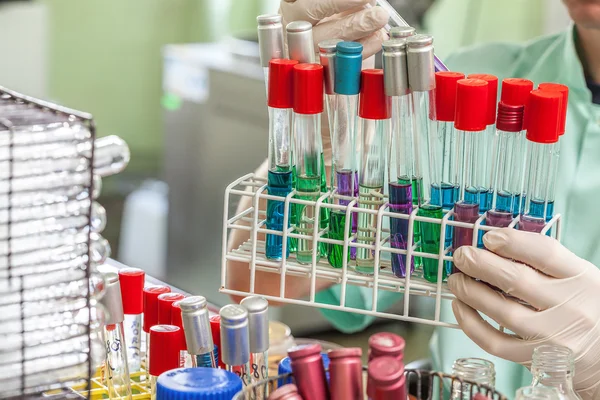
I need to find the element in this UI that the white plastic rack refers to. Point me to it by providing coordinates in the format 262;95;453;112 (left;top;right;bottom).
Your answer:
221;173;562;329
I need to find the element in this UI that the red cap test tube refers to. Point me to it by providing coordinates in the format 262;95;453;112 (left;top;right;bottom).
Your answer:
118;268;145;372
143;285;170;376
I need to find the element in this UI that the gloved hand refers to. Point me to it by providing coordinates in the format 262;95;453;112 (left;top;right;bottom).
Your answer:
448;229;600;400
279;0;389;59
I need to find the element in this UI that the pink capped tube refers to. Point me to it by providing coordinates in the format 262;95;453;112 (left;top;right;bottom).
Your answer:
288;343;329;400
368;332;405;363
268;384;304;400
328;348;363;400
367;356;406;400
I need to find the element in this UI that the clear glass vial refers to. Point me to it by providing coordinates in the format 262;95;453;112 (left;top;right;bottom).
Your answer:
531;345;582;400
451;357;495;400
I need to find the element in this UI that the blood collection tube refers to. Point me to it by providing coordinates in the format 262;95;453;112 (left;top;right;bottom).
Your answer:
538;83;568;139
257;14;284;94
383;38;416;278
210;315;227;369
368;332;405;362
170;301;191;367
407;35;440;277
158;292;185;325
179;296;217;368
220;304;252;386
520;90;562;233
292;63;324;265
149;325;180;399
356;69;390;274
268;384;303;400
389;26;415;39
288;343;330;400
367;356;406;400
266;59;298;260
143;285;171;377
101;273;132;399
118;268;145;373
240;296;270;389
328;41;362;267
452;79;489;258
329;348;363;400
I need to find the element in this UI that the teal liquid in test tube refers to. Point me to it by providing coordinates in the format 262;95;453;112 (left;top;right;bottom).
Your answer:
265;59;297;260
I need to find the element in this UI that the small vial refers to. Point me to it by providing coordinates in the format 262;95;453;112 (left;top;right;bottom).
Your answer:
118;268;145;373
220;304;252;386
516;386;560;400
367;356;406;400
288;343;329;400
389;26;415;39
158;292;186;324
157;367;243;400
149;325;181;400
170;301;192;368
241;296;270;398
210;315;227;369
101;273;132;399
257;14;284;93
530;345;581;400
143;285;171;378
368;332;405;363
268;384;303;400
451;357;495;400
180;296;217;368
329;348;363;400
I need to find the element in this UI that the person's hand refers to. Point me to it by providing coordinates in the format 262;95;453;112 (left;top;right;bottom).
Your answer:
448;229;600;400
279;0;389;59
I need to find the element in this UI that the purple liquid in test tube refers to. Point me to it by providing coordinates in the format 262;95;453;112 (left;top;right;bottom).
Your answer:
388;182;413;277
453;202;479;272
337;170;358;259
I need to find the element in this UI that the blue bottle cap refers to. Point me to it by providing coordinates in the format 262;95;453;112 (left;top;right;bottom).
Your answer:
335;42;363;95
277;352;331;387
156;368;243;400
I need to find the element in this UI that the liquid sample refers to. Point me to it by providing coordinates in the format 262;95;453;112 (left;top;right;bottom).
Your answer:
519;215;545;233
388;182;413;278
356;184;385;274
464;189;492;248
319;153;330;258
486;210;513;228
417;204;445;283
495;191;522;216
431;183;458;273
266;170;293;260
521;200;554;235
295;175;321;265
328;211;349;268
399;177;424;268
452;202;480;273
289;164;298;253
328;170;358;268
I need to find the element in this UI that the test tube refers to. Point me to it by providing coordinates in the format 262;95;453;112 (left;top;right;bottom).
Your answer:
389;26;415;39
170;301;191;367
367;332;405;362
452;79;489;258
538;83;569;140
118;268;145;373
292;63;324;265
328;41;362;267
383;38;415;278
210;315;227;369
319;39;343;135
157;292;186;325
179;296;217;368
356;69;390;274
520;90;562;233
257;14;285;94
407;35;441;277
143;285;171;377
366;356;406;400
101;273;132;399
288;343;330;400
220;304;252;386
148;325;181;399
328;348;363;400
240;296;270;396
265;59;298;260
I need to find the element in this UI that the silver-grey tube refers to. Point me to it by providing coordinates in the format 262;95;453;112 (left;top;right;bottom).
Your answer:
101;272;124;325
319;39;342;95
407;34;435;92
257;14;284;68
382;39;410;97
286;21;315;63
240;296;269;353
390;26;416;39
179;296;214;356
220;304;250;366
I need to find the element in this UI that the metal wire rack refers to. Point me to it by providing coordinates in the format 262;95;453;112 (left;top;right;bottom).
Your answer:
221;173;562;328
0;86;107;398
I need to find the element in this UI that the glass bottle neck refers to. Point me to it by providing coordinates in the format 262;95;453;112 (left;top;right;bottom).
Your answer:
531;368;575;391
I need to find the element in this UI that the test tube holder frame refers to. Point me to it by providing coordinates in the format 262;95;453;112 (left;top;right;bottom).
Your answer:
0;86;97;398
221;173;562;329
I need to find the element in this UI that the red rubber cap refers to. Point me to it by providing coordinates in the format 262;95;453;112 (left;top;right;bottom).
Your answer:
467;74;498;125
501;78;534;107
171;301;186;351
268;59;298;109
149;325;180;377
434;72;465;122
158;292;185;325
359;69;390;120
293;63;324;114
143;285;171;333
525;89;561;144
118;268;145;315
210;315;226;369
455;79;489;132
538;82;568;136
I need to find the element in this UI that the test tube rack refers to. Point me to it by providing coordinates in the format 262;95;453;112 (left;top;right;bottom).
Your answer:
221;173;562;329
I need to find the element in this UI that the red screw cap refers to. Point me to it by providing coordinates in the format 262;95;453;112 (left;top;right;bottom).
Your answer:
368;332;406;362
293;63;324;115
143;285;171;333
501;78;534;107
359;69;390;120
434;72;465;122
455;79;488;132
268;59;298;109
525;89;561;144
158;292;186;325
149;325;181;377
468;73;498;125
538;82;568;136
118;268;145;315
210;315;226;369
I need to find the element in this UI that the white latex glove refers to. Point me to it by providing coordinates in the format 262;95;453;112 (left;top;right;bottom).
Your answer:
448;228;600;400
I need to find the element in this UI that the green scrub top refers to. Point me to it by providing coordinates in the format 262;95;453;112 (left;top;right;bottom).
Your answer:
316;25;600;396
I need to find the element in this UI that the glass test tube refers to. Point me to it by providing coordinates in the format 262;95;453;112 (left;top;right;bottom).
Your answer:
257;14;284;95
149;325;181;400
101;273;132;399
292;63;324;264
240;296;270;397
265;59;298;260
520;90;562;233
355;69;389;274
220;304;252;386
170;301;191;367
383;38;415;278
407;35;440;278
530;345;579;400
328;41;362;267
143;285;171;379
118;268;145;373
180;296;217;368
210;315;227;369
452;79;489;259
451;358;496;400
